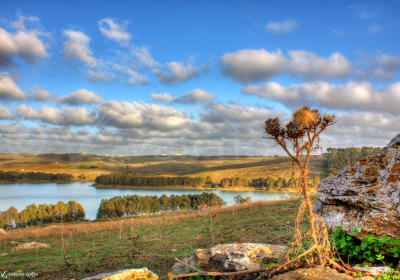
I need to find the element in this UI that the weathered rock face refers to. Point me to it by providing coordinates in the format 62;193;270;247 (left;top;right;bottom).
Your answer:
172;243;287;275
11;242;51;252
314;134;400;239
82;267;158;280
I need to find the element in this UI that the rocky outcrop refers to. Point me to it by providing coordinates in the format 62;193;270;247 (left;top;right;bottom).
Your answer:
82;267;158;280
314;134;400;239
270;266;374;280
11;242;51;252
172;243;287;275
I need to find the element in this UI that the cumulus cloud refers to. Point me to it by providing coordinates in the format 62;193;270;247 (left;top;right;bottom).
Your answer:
221;49;288;83
0;73;25;100
85;70;113;83
59;89;104;105
288;51;353;79
265;18;299;34
15;105;96;126
27;85;55;101
200;103;274;124
0;105;15;119
153;61;199;84
62;30;97;67
98;18;131;45
96;101;190;130
150;93;175;103
0;23;48;68
242;81;400;113
151;89;215;104
221;49;354;83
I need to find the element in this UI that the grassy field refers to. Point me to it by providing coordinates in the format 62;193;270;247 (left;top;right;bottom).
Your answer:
0;198;312;280
0;153;327;184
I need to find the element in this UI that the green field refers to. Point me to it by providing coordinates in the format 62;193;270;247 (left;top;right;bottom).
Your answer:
0;198;309;280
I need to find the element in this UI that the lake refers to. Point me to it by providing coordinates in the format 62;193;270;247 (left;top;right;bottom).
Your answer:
0;182;297;220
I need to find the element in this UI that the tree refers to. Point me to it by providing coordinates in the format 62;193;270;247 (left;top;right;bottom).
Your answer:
6;206;18;228
0;212;6;229
264;107;336;266
206;176;212;184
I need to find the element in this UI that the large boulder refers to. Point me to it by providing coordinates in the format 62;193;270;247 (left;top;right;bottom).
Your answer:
172;243;287;275
314;134;400;239
82;267;158;280
11;242;51;252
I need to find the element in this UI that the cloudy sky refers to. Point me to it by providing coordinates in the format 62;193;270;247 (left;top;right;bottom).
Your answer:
0;1;400;156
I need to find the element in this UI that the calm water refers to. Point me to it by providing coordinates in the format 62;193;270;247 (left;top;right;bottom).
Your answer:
0;182;296;220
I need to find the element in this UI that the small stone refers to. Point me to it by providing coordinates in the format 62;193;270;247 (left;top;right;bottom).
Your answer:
171;249;178;252
0;253;7;257
11;242;51;252
352;266;397;277
81;267;158;280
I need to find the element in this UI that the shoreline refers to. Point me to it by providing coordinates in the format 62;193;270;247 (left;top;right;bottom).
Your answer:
92;184;308;193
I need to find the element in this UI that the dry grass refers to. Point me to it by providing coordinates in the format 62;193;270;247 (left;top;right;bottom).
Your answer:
0;198;298;242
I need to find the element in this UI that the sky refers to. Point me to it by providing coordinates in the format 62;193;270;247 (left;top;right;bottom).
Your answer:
0;0;400;156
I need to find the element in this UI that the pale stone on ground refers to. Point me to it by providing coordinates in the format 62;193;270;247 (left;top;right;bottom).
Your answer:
0;229;6;235
314;133;400;239
172;243;287;274
270;266;374;280
82;267;158;280
352;266;398;277
10;242;51;252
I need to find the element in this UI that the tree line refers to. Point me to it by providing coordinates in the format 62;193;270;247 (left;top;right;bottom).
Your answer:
97;192;226;219
0;171;74;182
323;146;381;176
0;201;85;229
221;176;320;190
94;173;206;187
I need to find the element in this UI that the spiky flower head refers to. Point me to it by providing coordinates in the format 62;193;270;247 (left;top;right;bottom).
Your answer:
285;121;305;139
293;108;317;128
323;114;334;123
264;118;283;138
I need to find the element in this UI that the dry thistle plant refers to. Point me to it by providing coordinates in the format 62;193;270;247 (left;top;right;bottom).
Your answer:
263;107;335;268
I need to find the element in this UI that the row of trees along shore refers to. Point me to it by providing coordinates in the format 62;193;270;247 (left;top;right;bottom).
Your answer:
0;201;85;229
0;171;74;182
97;193;226;219
94;172;321;189
322;146;381;177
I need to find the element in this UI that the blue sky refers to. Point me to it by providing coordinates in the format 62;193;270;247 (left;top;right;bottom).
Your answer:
0;0;400;155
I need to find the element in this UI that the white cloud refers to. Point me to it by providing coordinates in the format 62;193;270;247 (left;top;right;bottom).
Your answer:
242;81;400;114
130;46;160;69
150;93;175;103
15;105;96;126
265;18;299;34
153;61;199;84
59;89;104;105
0;73;25;100
27;85;54;101
0;24;48;67
221;49;288;83
347;5;381;19
62;30;97;67
288;51;353;79
96;101;190;130
123;68;149;86
151;89;215;104
0;105;15;119
98;18;131;45
85;70;113;83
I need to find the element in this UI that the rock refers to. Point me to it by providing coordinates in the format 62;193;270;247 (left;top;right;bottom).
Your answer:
352;266;398;277
1;253;7;257
11;242;51;252
82;267;158;280
0;229;6;235
270;266;374;280
172;243;287;274
315;134;400;239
